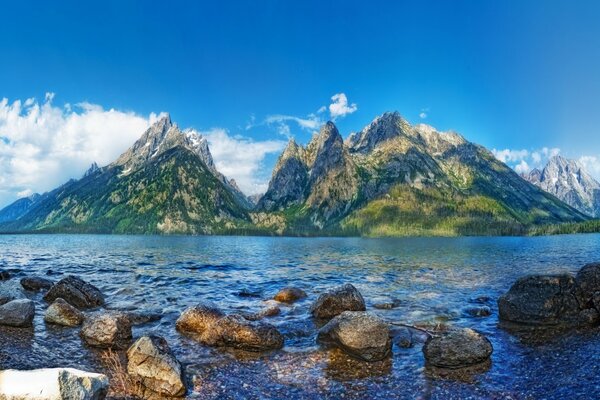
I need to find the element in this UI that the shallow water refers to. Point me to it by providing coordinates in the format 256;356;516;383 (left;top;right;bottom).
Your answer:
1;234;600;399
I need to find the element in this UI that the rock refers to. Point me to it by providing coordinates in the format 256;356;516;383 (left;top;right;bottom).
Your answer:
237;288;262;298
217;315;284;351
423;328;493;369
575;262;600;308
464;306;492;318
127;336;185;397
498;274;583;326
44;275;104;309
310;284;366;319
44;298;84;326
0;269;10;281
21;276;54;292
594;292;600;312
393;327;413;348
176;304;284;351
0;368;108;399
0;299;35;327
317;311;392;361
242;304;281;321
80;312;132;349
274;287;307;303
373;299;401;310
124;310;162;326
0;280;26;306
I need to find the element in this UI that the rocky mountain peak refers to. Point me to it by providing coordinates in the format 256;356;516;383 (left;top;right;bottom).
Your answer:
82;162;100;178
347;111;411;153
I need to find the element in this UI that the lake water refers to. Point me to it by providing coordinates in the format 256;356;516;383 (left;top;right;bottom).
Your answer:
1;234;600;399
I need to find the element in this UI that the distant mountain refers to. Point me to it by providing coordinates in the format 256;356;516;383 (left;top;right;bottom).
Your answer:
0;193;42;223
0;115;251;234
256;112;587;235
522;155;600;218
0;112;589;236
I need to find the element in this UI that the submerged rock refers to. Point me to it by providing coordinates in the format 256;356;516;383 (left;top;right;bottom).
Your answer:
0;269;10;281
575;262;600;309
176;303;284;351
44;275;105;309
0;299;35;327
44;298;84;327
124;310;163;326
274;287;307;303
463;306;492;318
80;312;132;349
242;303;281;321
373;299;402;310
498;274;585;326
21;276;54;292
317;311;391;361
423;328;493;369
127;336;185;397
393;326;414;348
0;368;108;399
310;284;366;319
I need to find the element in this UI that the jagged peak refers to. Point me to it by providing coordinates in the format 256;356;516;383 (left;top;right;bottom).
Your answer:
348;111;410;153
82;161;100;178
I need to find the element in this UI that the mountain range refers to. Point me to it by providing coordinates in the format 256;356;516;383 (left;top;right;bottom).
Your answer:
0;112;591;236
522;155;600;218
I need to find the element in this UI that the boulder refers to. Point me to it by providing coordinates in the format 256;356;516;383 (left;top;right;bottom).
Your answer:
575;262;600;308
317;311;391;361
0;269;10;281
175;303;224;344
0;280;26;306
80;312;132;349
44;275;104;309
423;328;493;369
217;315;284;351
0;368;108;399
44;298;84;327
0;299;35;327
21;276;54;292
310;284;366;319
274;287;307;303
127;336;185;397
498;274;584;326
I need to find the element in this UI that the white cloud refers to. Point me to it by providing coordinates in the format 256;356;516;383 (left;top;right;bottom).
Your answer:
492;147;564;176
579;155;600;179
0;94;162;207
328;93;357;120
200;128;286;195
419;112;427;119
491;148;530;163
514;160;530;174
265;114;322;131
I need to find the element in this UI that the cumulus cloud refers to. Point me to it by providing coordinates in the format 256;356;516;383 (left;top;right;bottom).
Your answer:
579;155;600;179
0;94;162;207
492;147;563;175
514;160;530;174
199;128;286;195
328;93;357;120
491;148;530;164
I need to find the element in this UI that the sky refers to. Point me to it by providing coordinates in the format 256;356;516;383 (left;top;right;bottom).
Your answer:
1;0;600;207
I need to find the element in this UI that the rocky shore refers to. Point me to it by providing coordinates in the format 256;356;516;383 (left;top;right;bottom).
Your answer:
0;261;599;399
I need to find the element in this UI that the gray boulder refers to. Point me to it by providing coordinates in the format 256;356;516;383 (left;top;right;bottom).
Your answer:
0;280;26;306
0;368;108;399
127;336;185;397
310;284;366;319
80;312;132;349
274;287;307;303
575;262;600;309
0;299;35;327
423;328;493;369
498;274;584;326
44;297;84;327
317;311;391;361
21;276;54;292
44;275;104;309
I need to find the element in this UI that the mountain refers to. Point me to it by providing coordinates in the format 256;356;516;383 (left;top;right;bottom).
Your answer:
256;112;587;235
522;155;600;218
0;115;251;234
0;193;42;223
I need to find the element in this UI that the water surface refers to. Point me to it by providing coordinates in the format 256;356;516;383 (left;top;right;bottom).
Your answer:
1;234;600;399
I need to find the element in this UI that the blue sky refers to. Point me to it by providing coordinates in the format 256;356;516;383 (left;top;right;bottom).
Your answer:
1;1;600;206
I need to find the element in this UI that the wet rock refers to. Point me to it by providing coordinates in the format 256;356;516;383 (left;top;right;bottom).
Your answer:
44;297;84;327
393;326;413;348
274;287;307;303
0;280;26;305
127;336;185;397
594;292;600;312
0;368;108;399
44;275;105;309
578;308;600;325
317;311;392;361
0;299;35;327
176;303;224;344
463;306;492;318
498;274;584;326
0;269;10;281
310;284;366;319
80;312;132;349
237;288;262;298
20;276;54;292
575;262;600;309
124;310;162;326
423;328;493;369
217;314;284;351
242;304;281;321
373;299;401;310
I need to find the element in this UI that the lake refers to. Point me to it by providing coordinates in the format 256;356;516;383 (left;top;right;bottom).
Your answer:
1;234;600;399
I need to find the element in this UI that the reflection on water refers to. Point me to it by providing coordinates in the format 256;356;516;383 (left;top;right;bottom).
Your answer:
0;234;600;398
